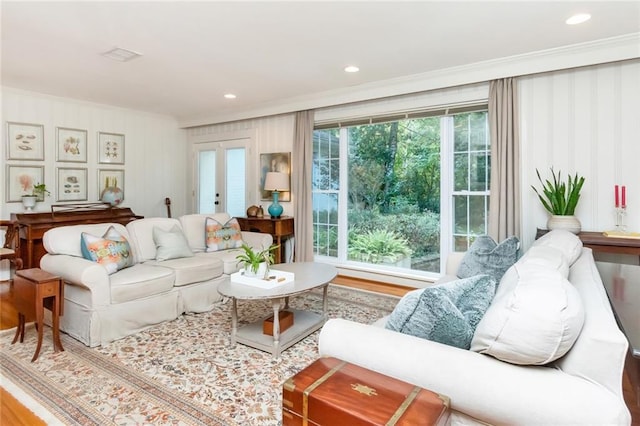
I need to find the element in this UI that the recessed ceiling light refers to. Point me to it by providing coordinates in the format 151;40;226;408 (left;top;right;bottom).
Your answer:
101;47;142;62
224;94;237;99
566;13;591;25
344;65;360;73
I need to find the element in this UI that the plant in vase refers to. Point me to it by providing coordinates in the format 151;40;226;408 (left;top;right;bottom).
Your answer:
22;182;50;211
235;243;279;279
532;167;585;234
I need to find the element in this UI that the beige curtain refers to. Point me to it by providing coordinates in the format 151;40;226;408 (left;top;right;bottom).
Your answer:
292;110;315;261
488;78;521;241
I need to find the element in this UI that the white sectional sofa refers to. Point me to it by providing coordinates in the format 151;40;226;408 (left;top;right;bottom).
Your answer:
319;231;631;425
40;213;272;347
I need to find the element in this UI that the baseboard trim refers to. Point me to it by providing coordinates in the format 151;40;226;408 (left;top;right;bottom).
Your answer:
333;275;413;297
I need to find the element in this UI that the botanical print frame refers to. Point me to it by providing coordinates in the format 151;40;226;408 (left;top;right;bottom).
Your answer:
98;169;125;200
98;132;125;164
5;165;45;202
56;127;88;163
6;121;45;160
260;152;291;201
56;167;88;202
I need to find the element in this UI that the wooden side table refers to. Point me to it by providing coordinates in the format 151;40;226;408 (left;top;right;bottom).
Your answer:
236;216;294;263
11;268;64;362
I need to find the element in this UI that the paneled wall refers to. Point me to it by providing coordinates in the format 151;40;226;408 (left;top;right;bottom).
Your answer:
519;59;640;249
1;88;189;219
187;113;296;216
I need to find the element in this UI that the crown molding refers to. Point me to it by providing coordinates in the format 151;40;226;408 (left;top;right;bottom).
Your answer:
179;33;640;128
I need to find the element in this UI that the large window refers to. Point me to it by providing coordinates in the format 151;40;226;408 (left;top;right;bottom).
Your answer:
312;110;489;276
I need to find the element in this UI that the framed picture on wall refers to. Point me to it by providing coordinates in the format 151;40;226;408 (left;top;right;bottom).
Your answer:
98;132;125;164
56;127;88;162
260;152;291;201
57;167;88;202
5;165;45;202
98;169;125;200
6;122;45;160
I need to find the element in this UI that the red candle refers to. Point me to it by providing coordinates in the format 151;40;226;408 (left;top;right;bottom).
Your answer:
622;185;626;207
615;185;619;207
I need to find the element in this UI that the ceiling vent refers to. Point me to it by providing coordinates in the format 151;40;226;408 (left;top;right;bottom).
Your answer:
101;47;142;62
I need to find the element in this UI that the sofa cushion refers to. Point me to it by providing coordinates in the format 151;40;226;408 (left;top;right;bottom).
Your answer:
194;249;243;275
385;274;497;349
109;263;175;304
80;226;134;274
470;265;585;365
126;218;183;263
179;213;232;252
517;245;569;278
153;225;194;261
205;217;244;252
531;229;582;266
144;256;223;287
457;235;519;283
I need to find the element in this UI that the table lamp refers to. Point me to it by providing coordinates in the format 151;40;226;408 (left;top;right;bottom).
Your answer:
264;172;289;218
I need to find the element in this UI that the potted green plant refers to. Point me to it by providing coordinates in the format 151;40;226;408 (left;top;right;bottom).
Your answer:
32;182;50;202
235;243;279;279
532;167;585;234
21;182;50;211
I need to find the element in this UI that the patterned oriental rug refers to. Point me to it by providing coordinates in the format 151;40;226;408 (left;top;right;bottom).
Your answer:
0;285;399;425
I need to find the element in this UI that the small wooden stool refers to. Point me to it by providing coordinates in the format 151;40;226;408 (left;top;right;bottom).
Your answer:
11;268;64;362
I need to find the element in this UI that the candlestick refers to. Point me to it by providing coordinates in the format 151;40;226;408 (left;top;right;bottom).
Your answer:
621;185;626;207
615;185;619;208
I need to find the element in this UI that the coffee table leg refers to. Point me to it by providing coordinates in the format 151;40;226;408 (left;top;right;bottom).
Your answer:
322;284;329;320
230;297;238;346
271;299;281;358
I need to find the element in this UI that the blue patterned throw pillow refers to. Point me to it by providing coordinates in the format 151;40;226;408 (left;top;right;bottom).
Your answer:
457;235;519;283
385;274;497;349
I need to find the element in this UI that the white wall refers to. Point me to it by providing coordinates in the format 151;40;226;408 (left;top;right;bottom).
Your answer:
187;114;296;216
520;59;640;249
1;88;189;219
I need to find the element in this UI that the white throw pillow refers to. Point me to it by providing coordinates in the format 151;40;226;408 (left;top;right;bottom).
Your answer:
531;229;583;266
470;265;584;365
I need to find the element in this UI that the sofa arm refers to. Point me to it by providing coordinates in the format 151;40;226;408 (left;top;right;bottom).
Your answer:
40;254;111;305
241;231;273;250
318;319;630;425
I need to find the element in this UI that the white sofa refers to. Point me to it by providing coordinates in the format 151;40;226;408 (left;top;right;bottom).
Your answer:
319;233;631;425
40;213;272;347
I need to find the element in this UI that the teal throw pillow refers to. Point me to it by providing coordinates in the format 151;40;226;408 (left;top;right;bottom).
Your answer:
81;226;133;274
153;225;194;261
457;235;519;283
385;274;497;349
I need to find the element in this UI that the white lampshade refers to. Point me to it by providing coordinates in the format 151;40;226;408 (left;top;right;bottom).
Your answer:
264;172;290;191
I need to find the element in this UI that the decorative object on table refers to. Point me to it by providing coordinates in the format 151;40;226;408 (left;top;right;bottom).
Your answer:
6;165;44;203
257;205;264;218
260;152;291;201
264;172;290;218
98;169;125;203
246;205;259;217
20;182;50;212
56;127;87;163
21;195;37;212
235;243;279;279
56;167;88;202
532;167;585;234
613;184;628;233
98;131;125;164
6;122;44;160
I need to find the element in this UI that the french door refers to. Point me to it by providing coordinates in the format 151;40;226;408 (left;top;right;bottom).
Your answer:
193;138;248;216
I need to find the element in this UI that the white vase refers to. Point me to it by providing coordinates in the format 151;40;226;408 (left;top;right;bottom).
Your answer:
244;262;269;279
21;195;37;212
547;215;581;234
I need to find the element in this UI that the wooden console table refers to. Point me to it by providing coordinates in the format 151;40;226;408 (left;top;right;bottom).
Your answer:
236;216;294;264
11;268;64;362
536;229;640;261
12;206;141;269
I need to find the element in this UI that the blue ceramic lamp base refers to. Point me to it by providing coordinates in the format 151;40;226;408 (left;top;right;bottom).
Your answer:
268;191;283;218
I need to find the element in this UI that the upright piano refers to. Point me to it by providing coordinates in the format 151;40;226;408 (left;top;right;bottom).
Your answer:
11;206;142;269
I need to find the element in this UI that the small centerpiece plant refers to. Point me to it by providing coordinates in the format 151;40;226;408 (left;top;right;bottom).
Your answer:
235;243;279;279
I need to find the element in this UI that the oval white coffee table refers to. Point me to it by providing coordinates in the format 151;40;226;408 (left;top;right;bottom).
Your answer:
217;262;337;358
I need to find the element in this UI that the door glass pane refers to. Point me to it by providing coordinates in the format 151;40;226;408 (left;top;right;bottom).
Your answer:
225;148;245;217
198;150;216;213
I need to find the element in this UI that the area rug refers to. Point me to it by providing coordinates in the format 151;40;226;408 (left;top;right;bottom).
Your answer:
0;285;399;425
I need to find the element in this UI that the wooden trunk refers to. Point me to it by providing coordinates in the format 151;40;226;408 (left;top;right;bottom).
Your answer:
263;310;294;336
282;357;449;426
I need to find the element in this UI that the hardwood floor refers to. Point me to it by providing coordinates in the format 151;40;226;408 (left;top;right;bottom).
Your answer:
0;278;638;425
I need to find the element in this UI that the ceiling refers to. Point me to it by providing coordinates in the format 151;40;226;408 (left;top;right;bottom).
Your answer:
2;1;639;126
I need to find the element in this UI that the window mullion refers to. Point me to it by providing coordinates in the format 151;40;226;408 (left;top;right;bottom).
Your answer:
337;127;349;262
